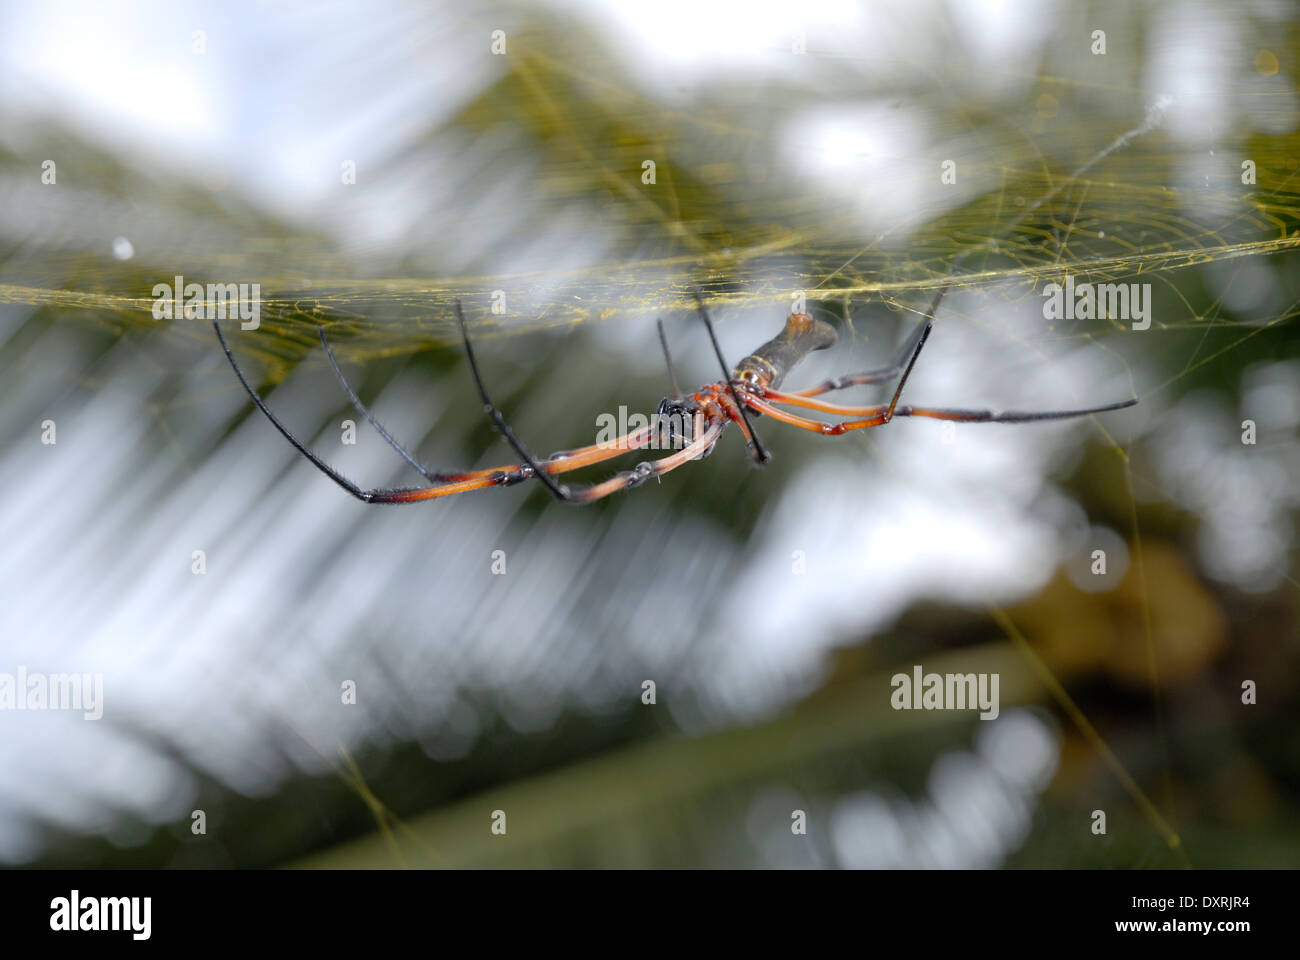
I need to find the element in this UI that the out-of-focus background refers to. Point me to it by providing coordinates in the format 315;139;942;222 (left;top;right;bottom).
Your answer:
1;0;1297;868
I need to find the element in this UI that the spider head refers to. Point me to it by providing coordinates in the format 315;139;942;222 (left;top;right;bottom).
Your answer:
655;397;704;450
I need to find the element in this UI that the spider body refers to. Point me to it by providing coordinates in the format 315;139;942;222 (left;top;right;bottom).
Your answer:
213;295;1136;506
654;394;713;453
646;311;837;458
734;311;837;389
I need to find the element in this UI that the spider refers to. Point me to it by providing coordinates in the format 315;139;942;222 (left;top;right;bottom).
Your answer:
212;288;1137;505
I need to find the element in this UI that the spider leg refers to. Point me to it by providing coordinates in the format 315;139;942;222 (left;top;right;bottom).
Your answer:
693;292;771;465
318;325;464;483
790;316;928;397
720;395;763;446
892;398;1138;423
745;394;1136;434
772;284;1138;423
656;317;683;400
758;386;881;416
742;396;887;433
455;301;572;501
458;303;723;503
214;319;510;502
393;418;721;503
216;320;661;504
431;424;660;485
321;324;657;483
882;284;948;420
762;387;1140;421
559;416;725;505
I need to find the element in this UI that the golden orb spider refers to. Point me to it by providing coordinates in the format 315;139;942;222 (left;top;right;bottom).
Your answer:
213;289;1136;505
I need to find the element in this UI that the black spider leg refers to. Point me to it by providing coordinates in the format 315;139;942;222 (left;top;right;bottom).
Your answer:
693;292;772;465
214;320;390;502
656;317;683;400
883;284;950;421
455;301;572;501
796;313;931;396
892;398;1138;422
654;317;690;449
216;318;693;506
318;325;468;483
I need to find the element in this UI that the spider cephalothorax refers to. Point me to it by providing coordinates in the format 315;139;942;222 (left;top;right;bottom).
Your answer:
654;396;707;452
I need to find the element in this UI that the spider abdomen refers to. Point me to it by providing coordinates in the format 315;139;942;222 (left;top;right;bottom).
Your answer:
733;312;836;389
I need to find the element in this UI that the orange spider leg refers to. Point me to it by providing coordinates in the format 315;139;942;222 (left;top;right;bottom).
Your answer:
746;394;1137;433
435;424;659;483
386;424;662;501
756;386;884;416
744;395;887;434
564;416;725;504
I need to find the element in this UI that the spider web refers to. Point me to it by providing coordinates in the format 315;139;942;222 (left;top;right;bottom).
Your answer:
1;8;1298;868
